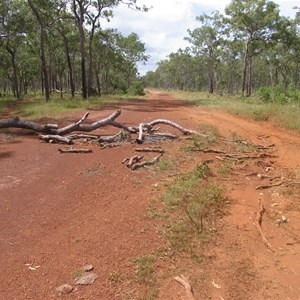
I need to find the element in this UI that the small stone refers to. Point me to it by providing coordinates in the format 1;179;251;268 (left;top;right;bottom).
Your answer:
56;284;74;295
281;216;288;223
82;264;94;272
74;272;98;285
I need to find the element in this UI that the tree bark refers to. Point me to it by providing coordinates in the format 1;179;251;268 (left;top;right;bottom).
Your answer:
28;0;50;102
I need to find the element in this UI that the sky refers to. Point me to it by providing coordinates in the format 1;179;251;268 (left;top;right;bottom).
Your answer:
102;0;299;76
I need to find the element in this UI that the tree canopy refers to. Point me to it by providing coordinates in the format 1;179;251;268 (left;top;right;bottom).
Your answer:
143;0;300;98
0;0;149;100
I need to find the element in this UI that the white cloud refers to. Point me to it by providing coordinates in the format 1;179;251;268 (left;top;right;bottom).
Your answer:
102;0;299;76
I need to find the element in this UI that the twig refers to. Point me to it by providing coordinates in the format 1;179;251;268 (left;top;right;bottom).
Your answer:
174;275;196;300
39;134;73;144
186;209;202;232
191;148;225;154
58;148;92;154
256;181;283;190
255;200;275;252
127;155;143;168
135;147;164;153
131;154;162;170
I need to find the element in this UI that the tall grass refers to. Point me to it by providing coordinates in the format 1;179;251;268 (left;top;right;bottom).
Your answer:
171;90;300;132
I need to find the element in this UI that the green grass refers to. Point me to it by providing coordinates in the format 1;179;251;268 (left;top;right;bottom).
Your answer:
134;255;158;300
0;92;144;120
170;90;300;132
160;162;225;256
0;97;16;115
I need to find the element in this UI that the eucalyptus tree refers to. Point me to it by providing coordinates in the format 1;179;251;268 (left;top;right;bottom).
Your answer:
116;32;149;88
0;0;34;99
185;11;225;93
27;0;58;101
225;0;282;96
70;0;148;98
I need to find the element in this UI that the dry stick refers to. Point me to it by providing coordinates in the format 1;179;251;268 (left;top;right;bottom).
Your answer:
144;132;177;140
136;119;208;143
131;154;162;170
256;181;283;190
185;209;202;232
135;147;165;153
192;148;225;154
174;275;196;300
58;148;93;154
127;155;143;168
255;200;275;252
98;131;130;143
39;134;73;144
285;181;300;187
137;123;144;144
66;134;99;140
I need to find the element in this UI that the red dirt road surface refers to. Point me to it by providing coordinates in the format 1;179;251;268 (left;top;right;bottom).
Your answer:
1;91;300;299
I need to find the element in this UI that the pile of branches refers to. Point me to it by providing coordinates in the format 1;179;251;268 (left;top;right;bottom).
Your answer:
0;110;207;146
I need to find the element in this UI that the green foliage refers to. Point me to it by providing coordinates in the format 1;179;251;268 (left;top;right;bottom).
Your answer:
128;80;145;96
256;86;299;104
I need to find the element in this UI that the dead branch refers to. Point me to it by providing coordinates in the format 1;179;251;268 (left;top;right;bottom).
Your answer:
135;147;164;153
256;181;283;190
58;148;93;154
148;119;205;136
97;131;131;143
39;134;73;144
174;275;196;300
131;154;162;170
0;111;136;136
126;155;143;168
137;123;145;143
142;132;177;143
192;148;225;154
0;117;60;134
285;181;300;187
255;200;275;252
66;134;99;140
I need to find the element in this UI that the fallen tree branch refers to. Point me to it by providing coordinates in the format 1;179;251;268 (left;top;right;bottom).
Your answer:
174;275;196;300
148;119;204;136
131;154;162;170
126;155;143;168
0;111;136;136
256;181;283;190
98;131;131;144
142;132;177;143
135;147;164;153
255;200;275;252
192;148;225;154
66;134;99;140
39;134;73;144
58;148;93;154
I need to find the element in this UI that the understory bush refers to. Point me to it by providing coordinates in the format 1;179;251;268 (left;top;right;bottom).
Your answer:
128;80;145;96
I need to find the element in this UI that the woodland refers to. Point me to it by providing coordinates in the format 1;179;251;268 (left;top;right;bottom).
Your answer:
0;0;149;101
144;0;300;100
0;0;299;102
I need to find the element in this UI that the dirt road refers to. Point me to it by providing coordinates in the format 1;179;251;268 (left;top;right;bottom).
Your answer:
1;91;300;299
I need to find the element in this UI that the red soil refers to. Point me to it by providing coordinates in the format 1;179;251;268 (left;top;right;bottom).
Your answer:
1;91;300;299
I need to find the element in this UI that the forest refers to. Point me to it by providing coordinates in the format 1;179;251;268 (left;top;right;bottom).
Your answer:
143;0;300;101
0;0;148;101
0;0;299;103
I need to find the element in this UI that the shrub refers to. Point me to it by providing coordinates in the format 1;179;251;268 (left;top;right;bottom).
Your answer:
128;80;145;96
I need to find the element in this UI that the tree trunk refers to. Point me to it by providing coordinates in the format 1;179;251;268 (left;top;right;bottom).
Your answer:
28;0;50;102
7;47;20;99
208;49;214;94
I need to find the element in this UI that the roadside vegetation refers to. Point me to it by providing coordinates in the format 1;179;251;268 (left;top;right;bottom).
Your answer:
170;90;300;132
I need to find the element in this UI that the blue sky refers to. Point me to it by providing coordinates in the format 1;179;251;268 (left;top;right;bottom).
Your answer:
102;0;299;76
